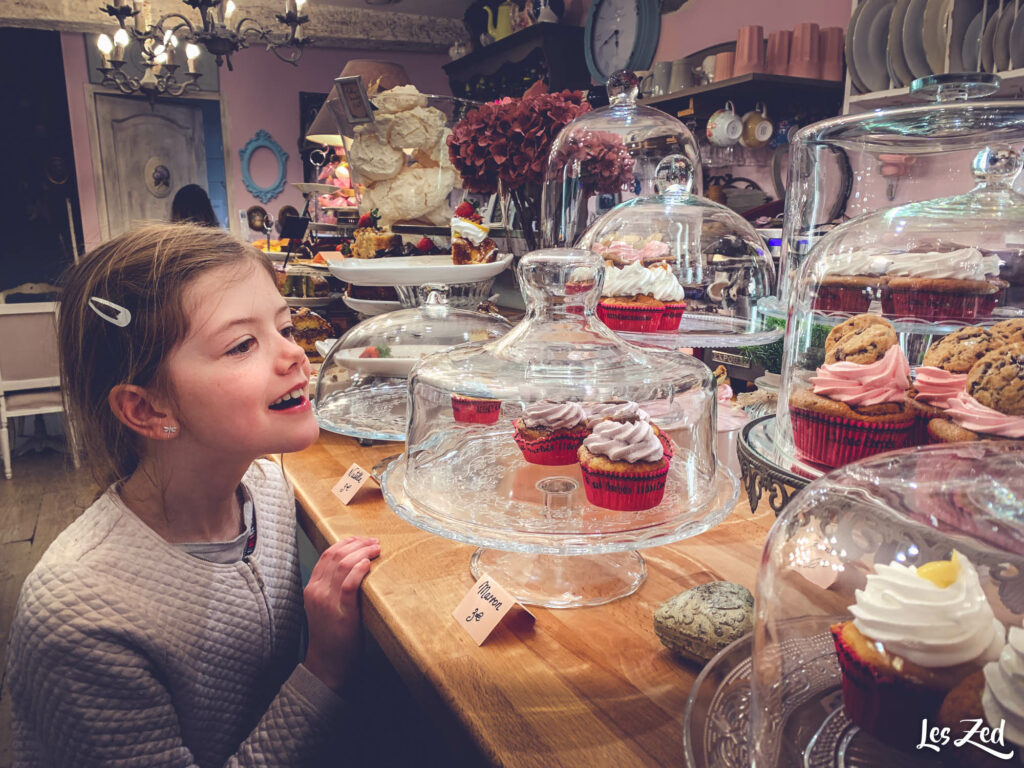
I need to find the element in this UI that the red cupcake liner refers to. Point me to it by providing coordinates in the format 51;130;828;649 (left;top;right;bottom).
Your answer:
658;302;687;331
451;395;501;425
596;301;664;333
831;624;944;751
881;288;997;322
790;406;913;468
812;284;874;313
513;424;587;466
579;463;669;511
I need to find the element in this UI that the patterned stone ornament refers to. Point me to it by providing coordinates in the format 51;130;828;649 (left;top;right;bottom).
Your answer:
653;581;754;663
239;129;288;204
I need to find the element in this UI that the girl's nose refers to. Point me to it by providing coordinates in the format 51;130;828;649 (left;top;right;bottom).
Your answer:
278;334;309;372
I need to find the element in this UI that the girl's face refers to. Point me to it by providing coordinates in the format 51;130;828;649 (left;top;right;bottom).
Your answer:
162;261;318;460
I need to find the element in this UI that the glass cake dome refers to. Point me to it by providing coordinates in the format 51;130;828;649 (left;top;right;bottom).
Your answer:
315;286;511;441
685;442;1024;768
541;70;702;248
773;73;1024;305
771;145;1024;476
576;155;778;348
379;248;739;607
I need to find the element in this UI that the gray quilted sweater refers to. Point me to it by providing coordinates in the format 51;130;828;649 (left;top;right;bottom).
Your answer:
7;460;341;767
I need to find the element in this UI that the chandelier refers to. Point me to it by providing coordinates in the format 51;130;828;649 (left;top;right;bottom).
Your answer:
96;0;312;102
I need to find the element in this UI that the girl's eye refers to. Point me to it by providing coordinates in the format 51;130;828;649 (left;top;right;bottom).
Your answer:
281;325;296;339
227;338;255;356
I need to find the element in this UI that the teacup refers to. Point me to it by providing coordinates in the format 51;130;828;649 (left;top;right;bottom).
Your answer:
707;101;742;146
740;102;773;148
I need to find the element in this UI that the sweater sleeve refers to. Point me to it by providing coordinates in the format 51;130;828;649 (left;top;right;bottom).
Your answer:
8;563;343;768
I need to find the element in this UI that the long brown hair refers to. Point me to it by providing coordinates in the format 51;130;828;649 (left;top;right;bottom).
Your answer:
59;222;274;489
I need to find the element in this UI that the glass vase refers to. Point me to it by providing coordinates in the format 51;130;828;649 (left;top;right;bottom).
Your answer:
497;179;543;258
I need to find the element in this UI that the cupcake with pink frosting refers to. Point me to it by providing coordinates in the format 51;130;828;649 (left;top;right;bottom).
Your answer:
577;420;670;511
926;343;1024;444
592;234;671;266
790;343;914;468
513;400;589;465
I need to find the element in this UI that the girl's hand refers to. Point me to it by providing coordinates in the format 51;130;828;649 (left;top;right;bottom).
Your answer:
302;536;380;693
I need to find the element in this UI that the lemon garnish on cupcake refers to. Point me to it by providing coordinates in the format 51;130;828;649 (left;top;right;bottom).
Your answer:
917;551;961;589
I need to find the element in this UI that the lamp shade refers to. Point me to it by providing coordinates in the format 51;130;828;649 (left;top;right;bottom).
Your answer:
304;60;412;146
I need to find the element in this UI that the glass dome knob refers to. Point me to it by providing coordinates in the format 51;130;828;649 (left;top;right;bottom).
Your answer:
971;145;1023;184
653;154;696;195
517;248;603;310
909;72;1001;102
606;70;640;106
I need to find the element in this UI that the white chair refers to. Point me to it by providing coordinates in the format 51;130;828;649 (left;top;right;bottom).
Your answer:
0;302;80;479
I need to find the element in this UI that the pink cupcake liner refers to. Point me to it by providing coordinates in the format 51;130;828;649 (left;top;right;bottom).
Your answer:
881;288;998;322
831;624;944;751
579;463;669;511
658;302;687;332
451;395;501;425
596;301;664;333
812;284;875;313
790;406;913;468
513;423;587;466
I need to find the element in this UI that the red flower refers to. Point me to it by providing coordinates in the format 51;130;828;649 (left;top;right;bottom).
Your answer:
447;90;592;194
546;130;635;195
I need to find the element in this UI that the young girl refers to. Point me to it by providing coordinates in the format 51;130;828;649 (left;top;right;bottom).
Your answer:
7;223;379;766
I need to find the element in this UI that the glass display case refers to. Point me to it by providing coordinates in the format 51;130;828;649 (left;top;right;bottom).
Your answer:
541;69;702;248
380;248;739;607
315;286;512;441
769;145;1024;478
576;155;778;349
685;441;1024;768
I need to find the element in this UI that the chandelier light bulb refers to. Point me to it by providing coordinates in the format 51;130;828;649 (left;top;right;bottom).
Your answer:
163;29;173;45
113;28;130;47
225;0;236;21
296;0;307;11
155;51;168;64
185;42;201;60
97;34;114;55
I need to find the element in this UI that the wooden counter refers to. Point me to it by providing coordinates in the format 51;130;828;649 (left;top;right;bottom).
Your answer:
278;432;776;768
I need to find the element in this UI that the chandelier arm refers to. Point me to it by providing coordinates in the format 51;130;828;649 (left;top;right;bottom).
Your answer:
233;16;266;37
268;43;305;65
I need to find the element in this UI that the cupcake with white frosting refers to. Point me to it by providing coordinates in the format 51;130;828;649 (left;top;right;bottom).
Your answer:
647;263;687;331
512;400;589;466
830;552;1005;750
577;419;670;511
881;246;1005;322
815;249;892;312
596;261;665;333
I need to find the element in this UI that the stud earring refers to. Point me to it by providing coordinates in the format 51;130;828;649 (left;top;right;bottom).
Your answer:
162;425;178;434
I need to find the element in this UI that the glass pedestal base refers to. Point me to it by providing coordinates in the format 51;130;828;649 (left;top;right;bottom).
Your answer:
469;548;647;608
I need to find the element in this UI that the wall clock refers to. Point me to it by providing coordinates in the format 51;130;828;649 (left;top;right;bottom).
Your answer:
584;0;661;85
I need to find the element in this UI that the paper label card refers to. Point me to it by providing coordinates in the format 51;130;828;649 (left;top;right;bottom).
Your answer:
452;573;534;646
331;463;376;505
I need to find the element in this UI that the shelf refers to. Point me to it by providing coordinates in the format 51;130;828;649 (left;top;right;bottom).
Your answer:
638;73;845;120
845;67;1024;112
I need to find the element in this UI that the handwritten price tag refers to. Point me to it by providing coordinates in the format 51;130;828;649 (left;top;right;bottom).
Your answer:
331;463;377;505
452;573;534;646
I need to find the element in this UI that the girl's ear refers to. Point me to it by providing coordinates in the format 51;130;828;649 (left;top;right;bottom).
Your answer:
108;384;177;440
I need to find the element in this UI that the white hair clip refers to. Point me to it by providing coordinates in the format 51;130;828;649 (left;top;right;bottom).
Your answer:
88;297;132;328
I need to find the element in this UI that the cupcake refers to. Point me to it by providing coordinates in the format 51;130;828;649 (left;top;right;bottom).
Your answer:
592;234;671;266
907;326;1000;444
927;343;1024;444
577;420;669;511
647;263;687;331
597;261;665;333
830;552;1005;751
583;399;674;458
451;394;501;424
512;400;589;465
881;247;1005;322
790;315;914;468
813;250;891;313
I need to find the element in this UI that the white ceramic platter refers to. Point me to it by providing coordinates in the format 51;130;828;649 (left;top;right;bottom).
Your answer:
962;10;985;71
847;0;871;92
855;0;897;91
342;296;403;316
1011;3;1024;67
996;1;1016;70
889;0;916;87
982;6;1002;72
331;344;451;377
325;253;513;287
922;0;953;73
314;339;339;359
903;0;933;78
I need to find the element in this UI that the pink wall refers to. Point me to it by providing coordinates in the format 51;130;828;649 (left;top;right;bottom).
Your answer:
61;32;451;249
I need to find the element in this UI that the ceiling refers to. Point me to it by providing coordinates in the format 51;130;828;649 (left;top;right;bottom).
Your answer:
317;0;475;19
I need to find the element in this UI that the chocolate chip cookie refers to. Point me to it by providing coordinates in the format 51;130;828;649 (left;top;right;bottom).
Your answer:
824;314;898;365
989;318;1024;348
921;326;998;373
965;342;1024;415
